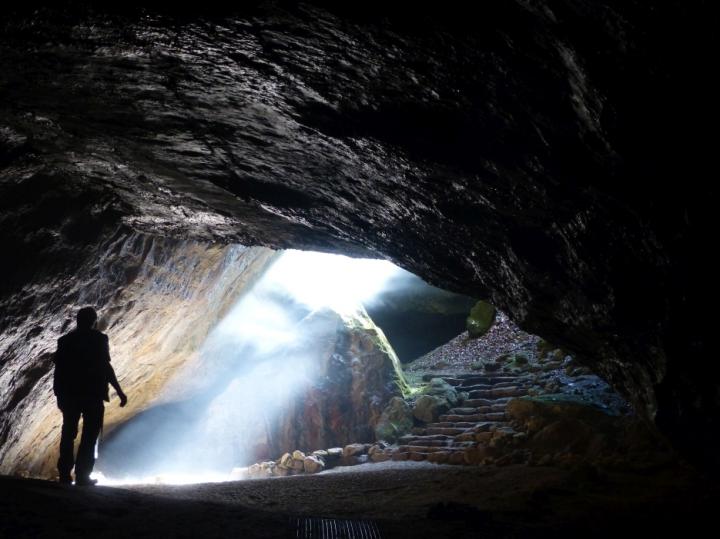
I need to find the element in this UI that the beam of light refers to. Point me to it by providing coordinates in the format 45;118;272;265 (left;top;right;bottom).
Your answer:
263;251;405;316
95;250;407;485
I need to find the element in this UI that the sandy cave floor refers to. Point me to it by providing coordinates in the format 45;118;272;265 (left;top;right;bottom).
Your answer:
2;460;718;538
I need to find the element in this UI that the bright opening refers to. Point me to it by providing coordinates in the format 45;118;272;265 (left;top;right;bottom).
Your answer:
94;250;407;485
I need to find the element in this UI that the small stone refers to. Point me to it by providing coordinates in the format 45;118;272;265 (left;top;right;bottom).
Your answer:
278;452;293;469
292;450;306;461
343;443;367;457
368;443;385;456
303;455;325;474
327;447;343;458
248;463;262;478
260;461;275;471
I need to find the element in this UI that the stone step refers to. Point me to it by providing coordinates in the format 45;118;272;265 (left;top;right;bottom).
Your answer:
446;406;493;415
456;374;521;383
456;441;481;449
399;434;455;443
444;404;507;415
424;427;470;436
438;412;507;423
461;397;512;408
468;387;526;399
397;445;467;453
460;380;533;390
425;421;479;429
397;438;454;448
456;422;508;437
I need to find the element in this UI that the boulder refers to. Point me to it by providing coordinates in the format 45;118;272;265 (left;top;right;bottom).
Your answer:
413;395;449;423
375;397;413;442
466;300;496;338
507;396;670;465
423;378;459;406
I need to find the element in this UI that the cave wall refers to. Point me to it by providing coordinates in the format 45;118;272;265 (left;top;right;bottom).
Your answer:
0;2;716;468
0;230;274;477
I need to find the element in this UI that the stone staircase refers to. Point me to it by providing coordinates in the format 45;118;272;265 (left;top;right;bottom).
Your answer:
391;373;533;464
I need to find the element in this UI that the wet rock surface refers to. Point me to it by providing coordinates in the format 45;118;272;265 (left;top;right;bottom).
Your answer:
0;2;717;470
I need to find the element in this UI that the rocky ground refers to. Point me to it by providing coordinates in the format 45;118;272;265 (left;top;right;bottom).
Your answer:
1;459;717;538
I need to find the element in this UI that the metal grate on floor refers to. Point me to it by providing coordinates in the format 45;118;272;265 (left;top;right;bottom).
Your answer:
293;517;382;539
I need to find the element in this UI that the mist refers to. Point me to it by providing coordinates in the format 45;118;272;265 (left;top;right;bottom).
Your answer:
95;250;406;484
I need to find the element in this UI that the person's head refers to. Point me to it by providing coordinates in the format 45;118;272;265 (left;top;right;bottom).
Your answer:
76;307;98;330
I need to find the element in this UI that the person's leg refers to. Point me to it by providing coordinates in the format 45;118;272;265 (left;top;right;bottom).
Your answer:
57;406;81;483
74;401;104;484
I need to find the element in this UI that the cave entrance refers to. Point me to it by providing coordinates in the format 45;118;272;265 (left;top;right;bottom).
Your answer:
93;247;476;485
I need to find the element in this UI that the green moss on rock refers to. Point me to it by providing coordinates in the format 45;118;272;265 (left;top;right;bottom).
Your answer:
466;300;496;338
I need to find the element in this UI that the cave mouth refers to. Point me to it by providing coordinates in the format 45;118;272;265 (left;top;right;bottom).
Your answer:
91;246;476;485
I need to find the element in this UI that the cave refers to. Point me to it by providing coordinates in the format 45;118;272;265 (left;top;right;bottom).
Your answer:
1;1;718;537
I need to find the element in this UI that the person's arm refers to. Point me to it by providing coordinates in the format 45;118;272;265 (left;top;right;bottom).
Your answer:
102;334;127;407
106;362;128;407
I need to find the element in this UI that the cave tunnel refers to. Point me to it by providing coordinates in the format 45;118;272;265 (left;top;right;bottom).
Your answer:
0;1;717;537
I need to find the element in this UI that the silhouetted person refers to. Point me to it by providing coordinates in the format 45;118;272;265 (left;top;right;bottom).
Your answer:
53;307;127;486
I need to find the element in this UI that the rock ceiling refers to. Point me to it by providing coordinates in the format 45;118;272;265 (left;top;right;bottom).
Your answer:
0;2;716;469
